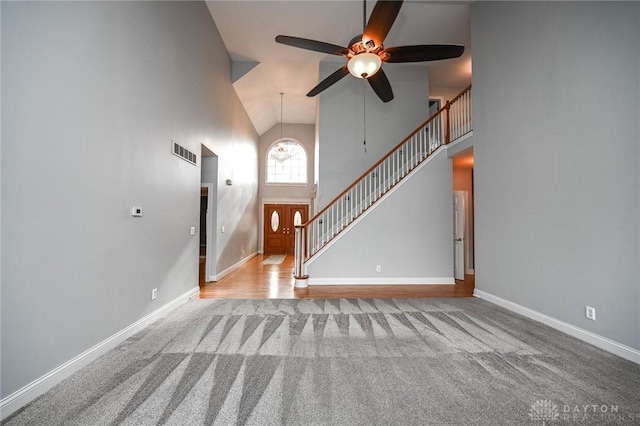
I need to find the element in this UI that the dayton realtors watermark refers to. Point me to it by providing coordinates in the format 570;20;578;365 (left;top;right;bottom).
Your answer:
529;400;638;424
562;404;635;423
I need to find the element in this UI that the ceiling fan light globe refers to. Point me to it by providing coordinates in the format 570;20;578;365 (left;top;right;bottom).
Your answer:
347;53;382;79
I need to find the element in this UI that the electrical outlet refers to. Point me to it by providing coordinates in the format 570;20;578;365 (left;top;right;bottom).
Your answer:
152;288;158;300
585;306;596;321
376;265;381;272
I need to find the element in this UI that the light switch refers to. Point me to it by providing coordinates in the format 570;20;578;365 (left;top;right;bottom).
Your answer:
190;226;196;235
221;226;225;233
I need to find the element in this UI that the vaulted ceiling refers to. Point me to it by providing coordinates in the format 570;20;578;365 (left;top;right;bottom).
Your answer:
206;1;472;135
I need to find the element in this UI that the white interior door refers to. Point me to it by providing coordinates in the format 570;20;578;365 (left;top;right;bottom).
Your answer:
453;191;465;280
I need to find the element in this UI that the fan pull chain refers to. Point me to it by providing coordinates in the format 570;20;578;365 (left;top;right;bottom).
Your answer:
363;79;367;153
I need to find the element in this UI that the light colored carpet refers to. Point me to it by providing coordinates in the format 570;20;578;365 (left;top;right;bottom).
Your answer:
5;298;640;425
261;254;286;265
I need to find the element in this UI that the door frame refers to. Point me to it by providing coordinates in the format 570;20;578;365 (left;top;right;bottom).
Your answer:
259;198;311;254
453;190;466;281
463;188;474;275
201;183;215;282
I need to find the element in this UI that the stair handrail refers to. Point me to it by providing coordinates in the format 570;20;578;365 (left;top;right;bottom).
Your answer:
309;85;469;225
294;84;471;279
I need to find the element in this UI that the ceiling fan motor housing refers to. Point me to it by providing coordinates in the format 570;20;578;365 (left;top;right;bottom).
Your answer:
348;35;388;59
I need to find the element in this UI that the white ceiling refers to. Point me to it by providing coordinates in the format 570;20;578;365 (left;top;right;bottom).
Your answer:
206;1;472;135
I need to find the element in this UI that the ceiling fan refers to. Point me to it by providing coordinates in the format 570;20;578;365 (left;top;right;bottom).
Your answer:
275;0;464;103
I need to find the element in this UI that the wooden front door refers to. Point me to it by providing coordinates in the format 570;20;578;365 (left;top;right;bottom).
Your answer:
264;204;308;254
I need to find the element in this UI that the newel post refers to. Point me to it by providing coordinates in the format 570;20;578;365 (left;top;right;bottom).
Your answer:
444;100;451;145
293;225;309;288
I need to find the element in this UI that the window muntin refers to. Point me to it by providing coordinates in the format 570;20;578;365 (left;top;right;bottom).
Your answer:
266;140;307;184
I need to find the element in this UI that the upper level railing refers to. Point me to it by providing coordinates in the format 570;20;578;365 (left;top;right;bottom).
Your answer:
294;85;472;279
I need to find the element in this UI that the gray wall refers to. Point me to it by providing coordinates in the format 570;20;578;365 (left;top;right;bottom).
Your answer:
311;63;455;283
1;1;258;399
316;63;430;209
307;149;453;282
472;2;640;349
211;134;258;272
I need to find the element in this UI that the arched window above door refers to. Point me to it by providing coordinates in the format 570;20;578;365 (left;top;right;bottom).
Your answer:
266;139;307;184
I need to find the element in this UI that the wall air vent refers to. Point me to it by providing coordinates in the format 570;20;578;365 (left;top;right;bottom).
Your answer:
172;140;197;165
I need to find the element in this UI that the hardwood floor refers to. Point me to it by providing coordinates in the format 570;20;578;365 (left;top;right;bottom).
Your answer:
199;254;474;299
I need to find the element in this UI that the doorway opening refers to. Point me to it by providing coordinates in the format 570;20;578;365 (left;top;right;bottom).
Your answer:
429;97;443;116
200;187;208;258
200;145;218;286
451;147;475;285
199;185;213;286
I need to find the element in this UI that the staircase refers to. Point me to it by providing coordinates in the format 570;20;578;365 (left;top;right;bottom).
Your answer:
294;85;472;284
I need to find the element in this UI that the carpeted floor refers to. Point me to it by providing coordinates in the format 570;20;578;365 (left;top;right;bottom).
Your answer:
5;298;640;425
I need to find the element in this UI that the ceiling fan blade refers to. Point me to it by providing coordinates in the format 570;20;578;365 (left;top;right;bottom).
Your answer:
275;35;349;56
384;45;465;63
307;66;350;97
368;68;394;103
363;1;403;48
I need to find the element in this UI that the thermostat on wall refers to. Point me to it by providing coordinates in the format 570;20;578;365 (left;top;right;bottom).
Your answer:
132;207;143;217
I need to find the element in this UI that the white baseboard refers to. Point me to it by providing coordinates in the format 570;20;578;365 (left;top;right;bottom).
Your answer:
474;289;640;365
0;286;200;420
308;277;455;285
211;252;257;282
